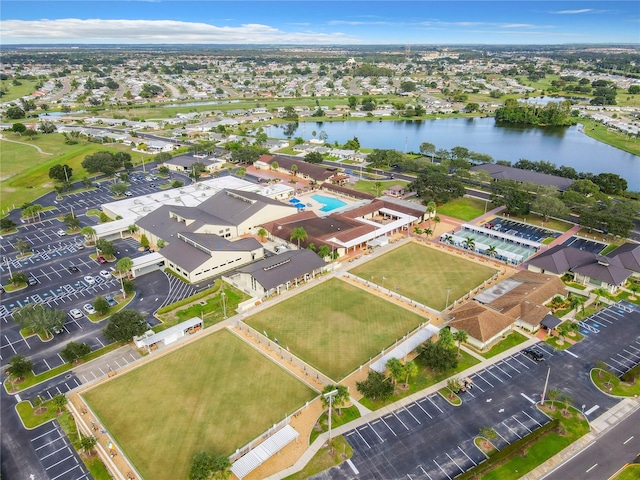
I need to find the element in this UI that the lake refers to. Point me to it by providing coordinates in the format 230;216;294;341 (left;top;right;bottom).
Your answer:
265;118;640;191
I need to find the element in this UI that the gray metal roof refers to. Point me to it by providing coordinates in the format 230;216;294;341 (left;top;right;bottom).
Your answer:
470;163;574;190
160;241;213;271
197;189;295;225
136;205;205;241
236;249;326;290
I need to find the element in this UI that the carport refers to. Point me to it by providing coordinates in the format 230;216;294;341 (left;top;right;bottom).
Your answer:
541;314;563;332
131;252;165;278
231;425;299;479
133;317;203;351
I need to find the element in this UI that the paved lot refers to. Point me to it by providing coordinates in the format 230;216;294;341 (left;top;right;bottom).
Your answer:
489;217;561;242
28;421;91;480
561;236;607;254
312;301;639;480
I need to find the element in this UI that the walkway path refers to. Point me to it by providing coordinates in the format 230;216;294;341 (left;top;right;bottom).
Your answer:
0;133;53;155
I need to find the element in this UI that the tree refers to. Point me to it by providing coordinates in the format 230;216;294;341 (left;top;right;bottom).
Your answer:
546;388;561;410
7;355;33;380
140;234;150;249
116;257;133;277
211;455;232;480
1;217;16;230
80;436;98;454
63;213;80;231
11;122;27;135
15;238;31;255
231;146;261;165
304;151;323;164
96;238;115;257
109;182;127;197
103;309;148;342
386;358;405;387
81;226;96;245
290;164;298;176
5;106;25;119
463;237;476;252
122;279;136;297
257;227;268;242
426;201;436;226
418;340;458;373
374;181;383;196
93;296;110;316
52;394;67;414
403;360;418;388
317;245;331;260
438;327;455;348
158;165;170;176
411;172;465;204
531;195;570;222
356;370;394;401
290;227;308;248
189;451;214;480
320;384;350;416
60;341;91;364
486;245;497;258
38;120;56;134
560;393;573;415
11;271;28;286
453;330;468;358
13;304;65;340
48;164;72;182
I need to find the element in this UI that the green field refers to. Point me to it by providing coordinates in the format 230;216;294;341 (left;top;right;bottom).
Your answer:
83;330;315;480
0;133;131;212
436;197;489;221
349;243;497;310
246;278;427;380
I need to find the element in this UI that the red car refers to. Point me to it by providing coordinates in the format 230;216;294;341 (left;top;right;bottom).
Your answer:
97;256;107;264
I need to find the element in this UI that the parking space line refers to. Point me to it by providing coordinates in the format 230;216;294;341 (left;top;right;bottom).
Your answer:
522;410;543;427
380;416;397;436
392;411;410;430
41;444;72;460
494;428;510;445
534;344;554;356
433;459;451;480
502;360;521;374
485;368;504;383
45;453;75;470
510;355;530;369
474;372;494;388
446;452;465;474
470;381;484;393
458;445;476;466
368;422;385;442
520;393;536;404
609;357;631;369
617;352;638;363
35;436;63;451
4;336;17;355
51;463;82;480
514;416;532;433
493;363;512;378
427;396;444;413
502;421;522;439
415;400;432;418
403;405;421;425
31;427;58;442
354;428;371;448
624;348;640;359
419;466;433;479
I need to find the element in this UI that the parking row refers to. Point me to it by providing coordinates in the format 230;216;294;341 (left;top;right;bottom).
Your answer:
29;422;91;480
561;236;607;254
491;218;561;242
578;302;631;336
1;242;87;274
30;333;111;376
604;338;640;376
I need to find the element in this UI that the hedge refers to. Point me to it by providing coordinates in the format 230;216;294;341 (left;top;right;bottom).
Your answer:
621;364;640;383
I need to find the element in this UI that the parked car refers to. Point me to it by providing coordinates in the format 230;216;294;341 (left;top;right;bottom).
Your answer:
83;303;96;315
83;275;95;285
68;265;79;272
97;256;107;264
56;229;66;236
124;191;133;197
104;295;117;307
27;275;38;286
69;309;83;319
99;270;111;279
523;348;544;362
76;243;85;250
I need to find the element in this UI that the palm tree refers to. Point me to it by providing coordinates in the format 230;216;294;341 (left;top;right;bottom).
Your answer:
257;227;268;243
463;237;476;251
271;161;279;171
426;201;436;227
443;234;454;245
81;226;96;245
546;388;561;410
374;181;383;197
317;245;331;260
116;257;133;277
423;228;433;239
413;226;423;235
386;358;405;388
560;394;573;415
320;384;349;416
127;224;139;235
290;164;298;176
290;227;308;248
403;360;418;388
453;330;468;358
569;294;583;318
433;215;441;229
52;394;67;414
486;245;497;258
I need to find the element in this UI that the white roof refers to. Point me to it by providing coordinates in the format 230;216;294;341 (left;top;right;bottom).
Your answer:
371;325;439;373
134;317;202;347
231;425;299;479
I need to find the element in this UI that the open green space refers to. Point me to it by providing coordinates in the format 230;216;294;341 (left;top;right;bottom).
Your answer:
309;405;361;443
83;330;316;480
478;331;529;359
0;133;130;211
246;278;427;380
0;79;39;102
436;196;489;222
612;465;640;480
349;179;409;197
283;436;353;480
350;243;497;310
591;369;640;397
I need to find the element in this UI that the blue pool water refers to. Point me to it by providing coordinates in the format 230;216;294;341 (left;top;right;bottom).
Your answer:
311;194;347;212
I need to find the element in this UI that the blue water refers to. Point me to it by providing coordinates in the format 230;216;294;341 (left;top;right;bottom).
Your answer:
311;194;347;212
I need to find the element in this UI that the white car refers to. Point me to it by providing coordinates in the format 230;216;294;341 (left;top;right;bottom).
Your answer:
99;270;111;279
83;275;95;285
56;229;66;236
83;304;96;315
69;308;83;319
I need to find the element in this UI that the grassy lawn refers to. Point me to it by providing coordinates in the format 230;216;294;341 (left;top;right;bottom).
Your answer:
16;399;66;428
436;197;489;221
283;436;353;480
478;331;529;359
350;243;497;310
0;134;131;211
545;332;584;351
360;350;480;410
246;278;427;380
612;465;640;480
0;78;39;102
349;179;409;197
480;405;589;480
83;330;316;480
591;369;640;397
309;405;361;443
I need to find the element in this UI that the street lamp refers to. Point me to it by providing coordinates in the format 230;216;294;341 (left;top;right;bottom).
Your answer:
323;389;338;442
541;366;551;405
221;291;227;319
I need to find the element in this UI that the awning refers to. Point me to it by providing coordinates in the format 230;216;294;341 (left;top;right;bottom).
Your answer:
230;425;299;479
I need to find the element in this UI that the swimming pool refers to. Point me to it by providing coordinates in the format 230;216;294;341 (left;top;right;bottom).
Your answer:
311;194;347;212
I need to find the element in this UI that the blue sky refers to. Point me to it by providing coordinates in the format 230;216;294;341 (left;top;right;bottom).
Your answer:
1;1;638;45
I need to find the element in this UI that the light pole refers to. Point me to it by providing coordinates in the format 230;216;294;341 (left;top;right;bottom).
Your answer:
221;291;227;319
323;389;338;442
541;366;551;405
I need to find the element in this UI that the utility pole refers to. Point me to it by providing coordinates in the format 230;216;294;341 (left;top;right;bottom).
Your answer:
541;366;551;405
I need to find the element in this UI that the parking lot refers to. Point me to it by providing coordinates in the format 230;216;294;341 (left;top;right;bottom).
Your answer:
487;217;562;243
313;301;639;480
561;235;608;254
28;422;91;480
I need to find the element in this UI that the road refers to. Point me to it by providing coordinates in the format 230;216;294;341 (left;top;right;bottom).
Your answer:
542;407;640;480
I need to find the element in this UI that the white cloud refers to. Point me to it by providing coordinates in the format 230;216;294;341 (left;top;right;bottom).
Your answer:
0;18;359;44
551;9;594;14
